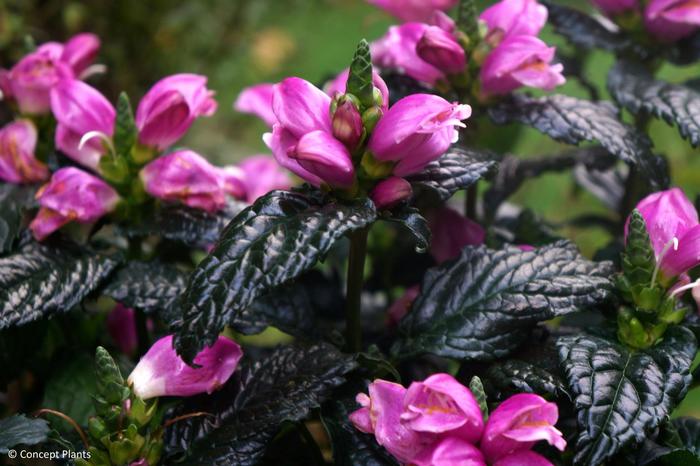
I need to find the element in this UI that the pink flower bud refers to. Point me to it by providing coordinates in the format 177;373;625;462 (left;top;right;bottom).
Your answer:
332;100;364;149
387;284;420;325
61;33;101;76
50;79;116;170
136;74;217;150
264;125;324;187
325;68;390;111
237;155;291;202
234;83;277;127
480;0;549;38
107;304;138;356
590;0;638;17
412;437;487;466
368;94;471;176
127;335;242;400
416;26;466;75
402;373;484;443
371;23;445;86
140;150;228;212
481;393;566;463
0;119;49;184
370;177;412;209
645;0;700;42
368;0;458;23
289;130;355;188
428;207;485;263
30;167;120;241
480;35;565;96
6;50;74;115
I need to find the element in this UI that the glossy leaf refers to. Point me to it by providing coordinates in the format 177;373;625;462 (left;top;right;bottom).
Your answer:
0;414;50;454
382;206;430;253
102;260;188;315
608;60;700;147
406;147;498;201
0;241;120;330
484;359;569;400
174;190;376;363
675;417;700;457
0;184;36;254
487;94;667;189
42;355;96;433
180;343;357;466
394;241;614;360
558;327;697;466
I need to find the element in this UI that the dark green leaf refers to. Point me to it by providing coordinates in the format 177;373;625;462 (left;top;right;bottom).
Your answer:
469;376;488;419
573;164;626;211
102;260;188;314
181;343;357;466
0;414;51;454
114;92;137;156
541;1;649;60
395;241;614;360
174;190;376;363
608;60;700;147
0;183;36;254
406;147;498;201
382;73;435;106
0;241;120;330
487;94;667;189
347;39;374;107
321;398;398;466
558;327;697;466
484;359;569;401
382;206;430;253
668;30;700;66
675;417;700;457
42;355;96;433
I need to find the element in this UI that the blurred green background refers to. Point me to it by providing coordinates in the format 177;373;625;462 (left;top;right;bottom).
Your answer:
2;0;700;414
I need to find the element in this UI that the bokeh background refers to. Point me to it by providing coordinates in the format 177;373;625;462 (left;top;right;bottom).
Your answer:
3;0;700;415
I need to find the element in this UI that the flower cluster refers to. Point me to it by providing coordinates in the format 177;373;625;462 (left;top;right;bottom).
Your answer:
350;374;566;466
592;0;700;42
370;0;565;97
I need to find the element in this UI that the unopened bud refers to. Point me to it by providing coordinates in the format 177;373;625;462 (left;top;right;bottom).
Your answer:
417;26;466;75
332;100;363;149
361;106;383;133
370;177;412;210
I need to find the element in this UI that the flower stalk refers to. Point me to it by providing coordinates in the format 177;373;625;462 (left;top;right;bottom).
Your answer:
345;227;369;353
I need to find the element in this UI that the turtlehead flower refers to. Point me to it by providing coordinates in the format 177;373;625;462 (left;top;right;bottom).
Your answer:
141;150;228;212
332;99;364;149
480;35;565;96
626;188;700;280
127;335;242;400
289;130;355;188
370;177;413;209
50;79;116;171
428;207;485;263
136;74;217;150
234;83;277;126
59;33;101;77
412;437;486;466
416;26;466;74
481;393;566;464
0;119;49;184
368;0;458;23
107;304;138;356
30;167;120;241
480;0;549;38
590;0;638;17
235;155;291;203
644;0;700;42
368;94;471;176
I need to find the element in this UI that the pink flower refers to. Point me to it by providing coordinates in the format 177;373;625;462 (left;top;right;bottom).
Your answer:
107;304;138;356
50;79;116;170
416;26;466;75
368;94;471;176
30;167;120;241
325;68;390;111
4;50;73;115
234;83;277;127
493;450;556;466
480;0;549;38
0;119;49;184
480;35;565;96
368;0;458;23
590;0;639;17
428;207;485;263
237;155;291;202
349;380;428;463
140;150;228;212
289;130;355;188
402;373;484;443
136;74;217;150
127;335;242;399
370;177;413;209
60;33;101;77
371;23;446;86
332;99;364;149
644;0;700;42
481;393;566;464
412;437;487;466
387;284;420;325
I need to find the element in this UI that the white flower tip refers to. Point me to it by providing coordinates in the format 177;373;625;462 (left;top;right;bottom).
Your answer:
673;237;679;251
79;64;108;81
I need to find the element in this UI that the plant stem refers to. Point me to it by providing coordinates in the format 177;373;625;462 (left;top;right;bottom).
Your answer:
345;227;369;353
465;184;478;220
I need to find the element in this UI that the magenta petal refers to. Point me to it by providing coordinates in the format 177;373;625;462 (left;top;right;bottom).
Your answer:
402;373;484;442
61;33;100;76
107;304;138;356
0;119;49;184
645;0;700;42
412;436;487;466
428;207;485;263
349;406;374;434
661;224;700;278
234;83;277;127
237;155;291;202
272;77;332;137
127;335;242;399
9;51;74;115
591;0;638;16
493;450;555;466
370;177;413;210
136;89;192;150
290;130;355;188
480;0;549;37
387;284;420;325
367;0;458;23
416;26;466;75
264;125;323;187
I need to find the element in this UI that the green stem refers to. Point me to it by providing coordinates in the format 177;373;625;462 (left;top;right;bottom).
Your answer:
345;227;369;353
